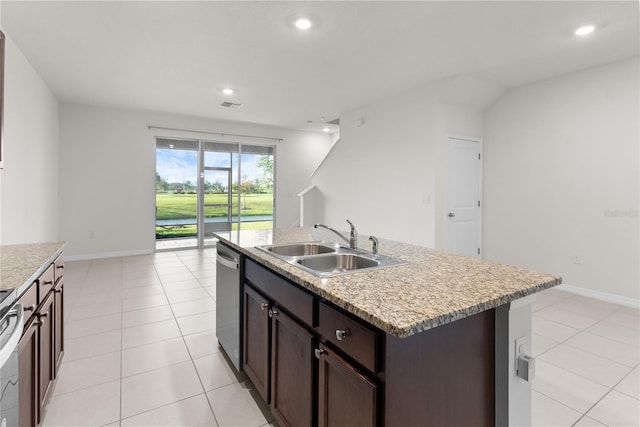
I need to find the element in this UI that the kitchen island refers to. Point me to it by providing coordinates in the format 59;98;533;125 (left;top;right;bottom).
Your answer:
214;227;561;427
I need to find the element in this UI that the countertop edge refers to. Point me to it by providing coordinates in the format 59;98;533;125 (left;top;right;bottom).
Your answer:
16;244;66;298
2;242;67;299
215;233;561;338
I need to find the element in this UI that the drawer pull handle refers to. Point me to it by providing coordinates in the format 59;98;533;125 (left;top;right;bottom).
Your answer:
55;289;63;294
43;280;53;285
24;305;36;312
268;308;279;318
336;329;349;341
37;313;48;319
260;303;270;311
57;264;65;269
314;348;328;359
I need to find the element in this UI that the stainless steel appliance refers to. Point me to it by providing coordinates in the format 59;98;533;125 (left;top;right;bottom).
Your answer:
215;242;242;372
0;299;23;427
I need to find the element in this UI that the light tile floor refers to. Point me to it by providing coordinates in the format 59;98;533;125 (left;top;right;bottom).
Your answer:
42;248;639;426
42;248;274;427
532;288;639;427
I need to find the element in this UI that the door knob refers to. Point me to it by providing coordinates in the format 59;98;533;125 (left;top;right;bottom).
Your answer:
448;212;456;218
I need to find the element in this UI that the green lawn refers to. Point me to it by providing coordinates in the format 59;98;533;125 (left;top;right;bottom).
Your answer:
155;192;274;239
155;192;273;220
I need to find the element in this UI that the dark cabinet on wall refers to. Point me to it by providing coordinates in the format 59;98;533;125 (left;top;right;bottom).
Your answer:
17;254;65;426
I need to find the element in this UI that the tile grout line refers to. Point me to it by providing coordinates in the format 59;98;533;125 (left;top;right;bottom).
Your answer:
154;250;223;426
533;291;638;427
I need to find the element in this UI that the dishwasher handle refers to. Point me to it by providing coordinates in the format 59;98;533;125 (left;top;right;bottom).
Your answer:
216;251;239;271
0;304;24;369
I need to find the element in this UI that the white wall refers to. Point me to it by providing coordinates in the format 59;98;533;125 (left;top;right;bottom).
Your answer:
311;76;497;247
58;104;332;258
1;34;59;245
484;58;639;301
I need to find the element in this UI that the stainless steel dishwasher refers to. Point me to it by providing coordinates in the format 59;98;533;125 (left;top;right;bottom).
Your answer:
215;242;243;372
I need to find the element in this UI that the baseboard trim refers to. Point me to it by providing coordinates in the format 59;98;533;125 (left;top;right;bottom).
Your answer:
558;284;640;309
65;248;154;261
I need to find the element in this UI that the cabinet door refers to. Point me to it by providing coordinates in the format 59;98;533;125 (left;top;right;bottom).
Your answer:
243;285;271;402
19;317;38;427
317;344;378;427
270;307;314;427
37;291;55;422
53;279;64;376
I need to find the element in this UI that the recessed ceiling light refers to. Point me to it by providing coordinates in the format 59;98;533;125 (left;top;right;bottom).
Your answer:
322;127;331;133
222;88;234;95
575;24;595;36
295;18;312;30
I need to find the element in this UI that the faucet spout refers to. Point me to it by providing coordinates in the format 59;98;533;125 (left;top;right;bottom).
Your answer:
314;220;358;249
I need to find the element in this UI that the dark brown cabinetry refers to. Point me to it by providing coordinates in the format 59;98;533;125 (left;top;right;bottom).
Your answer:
53;256;64;374
18;318;38;427
37;291;54;421
243;285;270;402
317;343;378;427
241;255;497;427
270;307;314;427
17;253;65;427
243;258;377;427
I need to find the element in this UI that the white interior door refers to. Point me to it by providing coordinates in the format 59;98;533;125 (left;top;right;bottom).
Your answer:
445;135;482;258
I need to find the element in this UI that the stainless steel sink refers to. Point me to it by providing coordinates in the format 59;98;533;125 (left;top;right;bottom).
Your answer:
255;241;406;277
296;253;380;273
262;243;336;257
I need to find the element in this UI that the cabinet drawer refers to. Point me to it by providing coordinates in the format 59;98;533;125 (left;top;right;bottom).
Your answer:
54;255;64;283
245;258;314;326
17;284;37;326
318;302;378;373
38;265;55;303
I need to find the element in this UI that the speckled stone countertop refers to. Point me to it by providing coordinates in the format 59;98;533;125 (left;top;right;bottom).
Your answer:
215;228;561;338
0;242;66;298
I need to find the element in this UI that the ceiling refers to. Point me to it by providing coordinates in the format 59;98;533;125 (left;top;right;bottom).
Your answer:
2;1;638;133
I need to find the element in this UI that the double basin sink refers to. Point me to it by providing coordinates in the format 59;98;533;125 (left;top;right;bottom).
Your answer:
256;242;405;277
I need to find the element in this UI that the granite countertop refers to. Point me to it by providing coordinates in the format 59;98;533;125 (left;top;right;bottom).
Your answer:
0;242;66;297
215;228;561;338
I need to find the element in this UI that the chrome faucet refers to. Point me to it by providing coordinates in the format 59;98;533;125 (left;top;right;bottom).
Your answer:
314;219;358;249
368;236;379;258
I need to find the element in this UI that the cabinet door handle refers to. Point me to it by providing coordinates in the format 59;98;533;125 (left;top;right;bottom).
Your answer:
268;308;279;318
43;280;53;285
37;313;48;325
260;303;270;311
54;289;63;294
314;348;328;359
335;329;349;341
24;305;36;312
56;264;65;269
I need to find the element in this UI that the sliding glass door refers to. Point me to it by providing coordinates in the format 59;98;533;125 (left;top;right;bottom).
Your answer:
155;138;199;249
155;138;274;250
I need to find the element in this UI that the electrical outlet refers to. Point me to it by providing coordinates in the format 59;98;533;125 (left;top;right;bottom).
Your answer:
515;336;535;382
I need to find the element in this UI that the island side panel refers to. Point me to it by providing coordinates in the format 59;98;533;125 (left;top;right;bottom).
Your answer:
385;309;495;427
